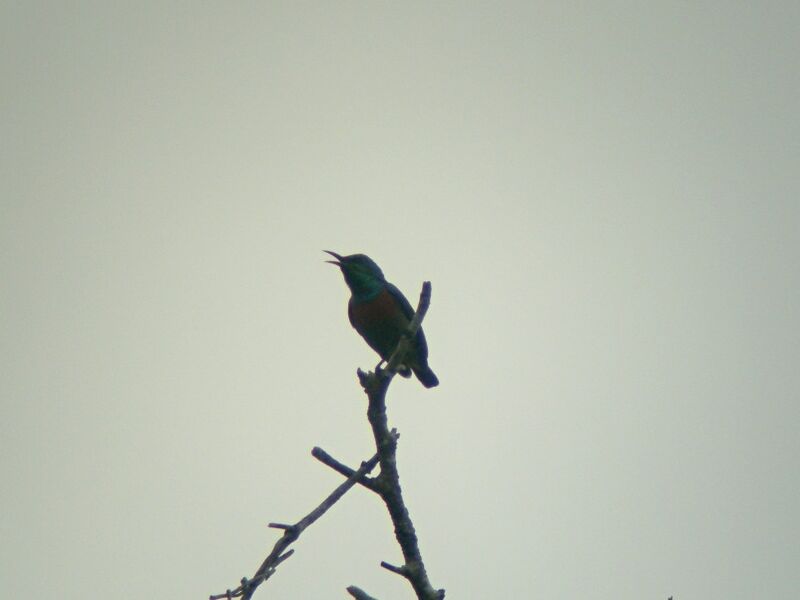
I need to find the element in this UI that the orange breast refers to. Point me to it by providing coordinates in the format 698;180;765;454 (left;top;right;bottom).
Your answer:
348;288;409;357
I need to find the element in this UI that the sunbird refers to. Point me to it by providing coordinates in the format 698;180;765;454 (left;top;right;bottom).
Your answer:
325;251;439;388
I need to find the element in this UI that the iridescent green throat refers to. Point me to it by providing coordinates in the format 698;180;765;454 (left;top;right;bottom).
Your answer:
343;268;384;301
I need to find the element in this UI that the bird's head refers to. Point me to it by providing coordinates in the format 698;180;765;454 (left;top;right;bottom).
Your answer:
325;250;386;298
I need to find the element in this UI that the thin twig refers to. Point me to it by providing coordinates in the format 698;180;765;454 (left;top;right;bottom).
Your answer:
311;446;382;494
347;586;380;600
209;451;379;600
380;561;408;576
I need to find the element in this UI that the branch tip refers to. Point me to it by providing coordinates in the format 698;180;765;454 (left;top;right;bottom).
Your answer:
347;585;380;600
277;549;294;562
380;561;408;576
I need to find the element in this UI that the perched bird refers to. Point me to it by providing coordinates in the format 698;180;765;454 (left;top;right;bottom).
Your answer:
325;251;439;388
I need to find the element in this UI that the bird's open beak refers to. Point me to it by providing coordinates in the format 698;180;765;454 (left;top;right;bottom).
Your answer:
323;250;343;265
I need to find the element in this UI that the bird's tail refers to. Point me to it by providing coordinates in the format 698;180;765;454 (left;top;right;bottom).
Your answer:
411;363;439;388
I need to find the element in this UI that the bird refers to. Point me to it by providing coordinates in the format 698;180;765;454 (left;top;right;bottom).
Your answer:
325;251;439;388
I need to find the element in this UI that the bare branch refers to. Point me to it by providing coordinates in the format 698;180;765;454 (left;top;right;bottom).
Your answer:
347;586;380;600
357;282;446;600
209;451;379;600
211;282;444;600
380;561;408;576
311;446;381;494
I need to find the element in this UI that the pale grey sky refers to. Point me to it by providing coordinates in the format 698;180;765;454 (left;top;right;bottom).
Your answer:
2;3;798;599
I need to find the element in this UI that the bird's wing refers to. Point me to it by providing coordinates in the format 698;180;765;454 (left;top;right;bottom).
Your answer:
386;282;430;362
385;282;415;321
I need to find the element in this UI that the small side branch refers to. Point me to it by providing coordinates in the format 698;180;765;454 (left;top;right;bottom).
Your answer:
210;451;379;600
347;586;380;600
380;561;408;576
312;446;382;494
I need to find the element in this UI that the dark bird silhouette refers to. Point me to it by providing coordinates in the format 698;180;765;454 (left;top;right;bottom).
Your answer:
325;251;439;388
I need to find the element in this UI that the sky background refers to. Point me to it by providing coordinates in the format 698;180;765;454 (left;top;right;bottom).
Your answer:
2;3;798;599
